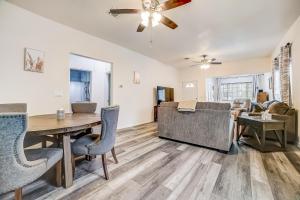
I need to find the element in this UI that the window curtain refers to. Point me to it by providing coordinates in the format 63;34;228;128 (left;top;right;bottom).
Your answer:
272;57;280;100
252;75;259;101
252;74;265;101
279;43;292;106
212;78;221;101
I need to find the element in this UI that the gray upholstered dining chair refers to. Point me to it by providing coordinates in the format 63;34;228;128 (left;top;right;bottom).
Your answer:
0;113;63;200
0;103;47;148
71;106;119;180
71;102;98;140
71;102;97;113
0;103;27;113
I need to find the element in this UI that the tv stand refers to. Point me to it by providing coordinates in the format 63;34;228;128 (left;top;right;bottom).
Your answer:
154;105;158;122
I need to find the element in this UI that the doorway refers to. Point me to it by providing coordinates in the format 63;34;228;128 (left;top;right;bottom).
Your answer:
69;54;112;113
182;81;198;101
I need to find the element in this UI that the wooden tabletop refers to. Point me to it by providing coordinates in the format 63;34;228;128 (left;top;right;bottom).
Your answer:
28;113;101;135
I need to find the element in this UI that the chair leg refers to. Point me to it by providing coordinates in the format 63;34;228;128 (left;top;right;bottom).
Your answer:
15;188;22;200
111;147;118;164
101;154;109;180
56;160;62;187
42;140;47;148
71;154;75;178
85;155;92;161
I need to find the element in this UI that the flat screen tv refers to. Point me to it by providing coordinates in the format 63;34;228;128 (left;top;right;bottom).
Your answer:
157;86;174;105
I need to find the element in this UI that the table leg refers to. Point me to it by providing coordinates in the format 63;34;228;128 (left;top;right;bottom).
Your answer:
237;125;248;142
62;134;73;188
236;121;239;141
261;125;266;152
282;124;287;149
273;130;283;146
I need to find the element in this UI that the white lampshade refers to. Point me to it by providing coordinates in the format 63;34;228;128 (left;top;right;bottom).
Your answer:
141;11;150;21
200;64;210;70
152;19;159;27
152;12;162;22
142;19;149;27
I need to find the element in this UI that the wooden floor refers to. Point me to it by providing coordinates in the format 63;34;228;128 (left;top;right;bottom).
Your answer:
2;123;300;200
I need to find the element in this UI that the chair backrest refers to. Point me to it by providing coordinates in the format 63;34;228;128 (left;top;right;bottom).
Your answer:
100;106;119;152
0;103;27;113
71;102;97;113
0;113;28;193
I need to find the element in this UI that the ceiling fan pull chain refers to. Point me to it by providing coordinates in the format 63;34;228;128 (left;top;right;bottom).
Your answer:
149;25;153;47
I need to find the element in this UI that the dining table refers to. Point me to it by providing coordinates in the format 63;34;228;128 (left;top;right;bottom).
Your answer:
27;113;101;188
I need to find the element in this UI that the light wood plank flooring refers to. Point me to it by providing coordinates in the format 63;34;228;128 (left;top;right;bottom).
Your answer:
1;123;300;200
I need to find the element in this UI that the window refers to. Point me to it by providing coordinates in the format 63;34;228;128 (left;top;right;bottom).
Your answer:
220;82;253;101
273;69;281;101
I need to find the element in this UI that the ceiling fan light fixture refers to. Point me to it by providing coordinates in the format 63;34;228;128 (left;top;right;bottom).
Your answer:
152;12;162;22
151;12;161;27
141;11;150;21
141;11;161;27
152;19;159;27
201;64;210;70
141;11;150;27
142;19;149;27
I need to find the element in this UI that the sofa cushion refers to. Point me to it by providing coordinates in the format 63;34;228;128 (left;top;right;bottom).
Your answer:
251;102;265;113
262;100;279;110
268;102;290;115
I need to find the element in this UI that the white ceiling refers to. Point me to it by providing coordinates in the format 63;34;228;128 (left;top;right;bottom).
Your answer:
7;0;300;68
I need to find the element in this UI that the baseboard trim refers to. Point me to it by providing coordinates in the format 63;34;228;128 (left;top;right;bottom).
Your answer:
117;121;155;132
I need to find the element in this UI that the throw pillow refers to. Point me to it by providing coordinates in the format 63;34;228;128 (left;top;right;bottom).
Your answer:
268;102;290;115
262;100;279;110
251;102;264;113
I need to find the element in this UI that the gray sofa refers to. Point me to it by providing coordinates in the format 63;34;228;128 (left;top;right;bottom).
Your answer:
158;102;234;152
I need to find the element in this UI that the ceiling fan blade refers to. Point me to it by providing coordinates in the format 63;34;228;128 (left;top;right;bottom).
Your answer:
211;62;222;65
109;9;141;15
137;24;146;32
160;16;178;29
160;0;191;11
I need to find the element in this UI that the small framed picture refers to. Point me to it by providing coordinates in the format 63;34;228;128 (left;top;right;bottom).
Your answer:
133;71;141;84
24;48;45;73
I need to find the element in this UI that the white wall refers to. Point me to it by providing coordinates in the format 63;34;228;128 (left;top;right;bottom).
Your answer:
272;16;300;142
0;2;179;129
179;57;272;101
69;54;111;113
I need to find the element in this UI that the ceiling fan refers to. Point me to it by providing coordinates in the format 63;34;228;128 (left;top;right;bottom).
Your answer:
109;0;191;32
186;55;222;69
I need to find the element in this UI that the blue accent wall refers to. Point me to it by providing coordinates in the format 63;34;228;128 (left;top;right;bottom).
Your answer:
70;69;91;82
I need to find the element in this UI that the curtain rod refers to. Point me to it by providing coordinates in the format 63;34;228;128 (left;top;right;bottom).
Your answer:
286;42;292;47
273;42;292;61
